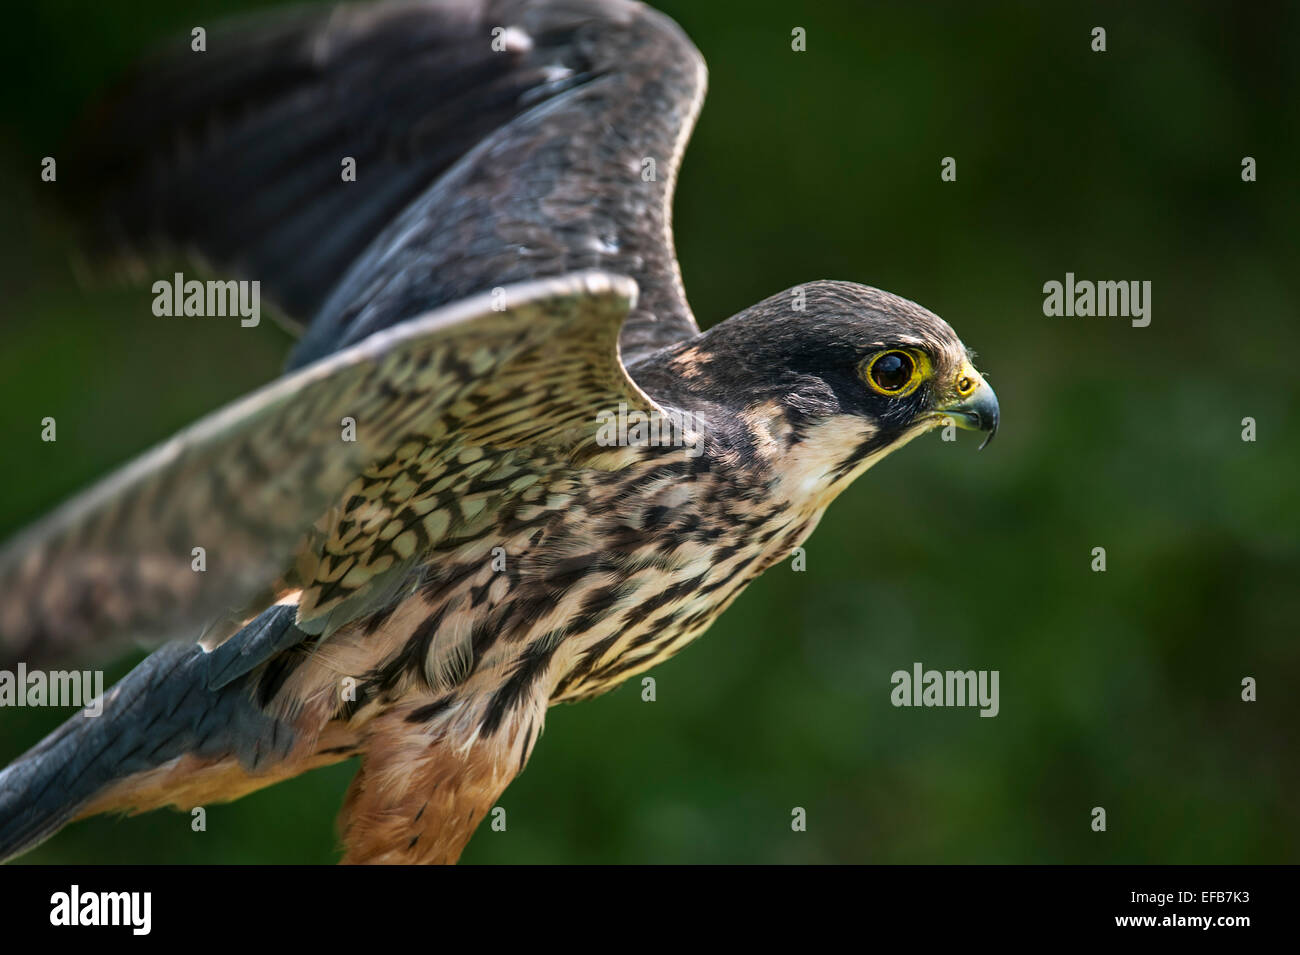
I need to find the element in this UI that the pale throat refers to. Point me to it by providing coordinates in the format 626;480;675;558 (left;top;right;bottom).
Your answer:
771;414;941;516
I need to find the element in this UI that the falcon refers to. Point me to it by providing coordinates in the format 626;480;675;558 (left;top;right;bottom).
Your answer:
0;0;998;863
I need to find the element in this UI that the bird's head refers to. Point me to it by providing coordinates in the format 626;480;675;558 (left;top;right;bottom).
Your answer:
637;280;998;504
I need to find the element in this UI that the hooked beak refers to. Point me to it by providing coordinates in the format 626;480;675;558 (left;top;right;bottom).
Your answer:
936;371;999;450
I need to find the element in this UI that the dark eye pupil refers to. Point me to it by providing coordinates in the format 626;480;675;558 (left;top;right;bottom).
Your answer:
871;352;913;391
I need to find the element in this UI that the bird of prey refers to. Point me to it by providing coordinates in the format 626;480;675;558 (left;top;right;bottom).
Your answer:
0;0;998;863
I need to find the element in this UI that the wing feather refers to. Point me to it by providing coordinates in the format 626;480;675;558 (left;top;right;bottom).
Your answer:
73;0;707;365
0;271;651;665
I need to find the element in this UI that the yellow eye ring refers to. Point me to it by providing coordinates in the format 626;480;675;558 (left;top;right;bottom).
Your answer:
861;349;927;397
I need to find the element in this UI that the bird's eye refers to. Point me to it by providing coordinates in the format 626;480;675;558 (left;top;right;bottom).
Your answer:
863;350;920;396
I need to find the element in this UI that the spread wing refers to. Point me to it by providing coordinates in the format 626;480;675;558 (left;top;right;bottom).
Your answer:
73;0;707;367
4;0;710;663
0;272;656;666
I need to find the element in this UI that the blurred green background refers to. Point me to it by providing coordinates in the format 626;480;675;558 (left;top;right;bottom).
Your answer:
1;0;1296;863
